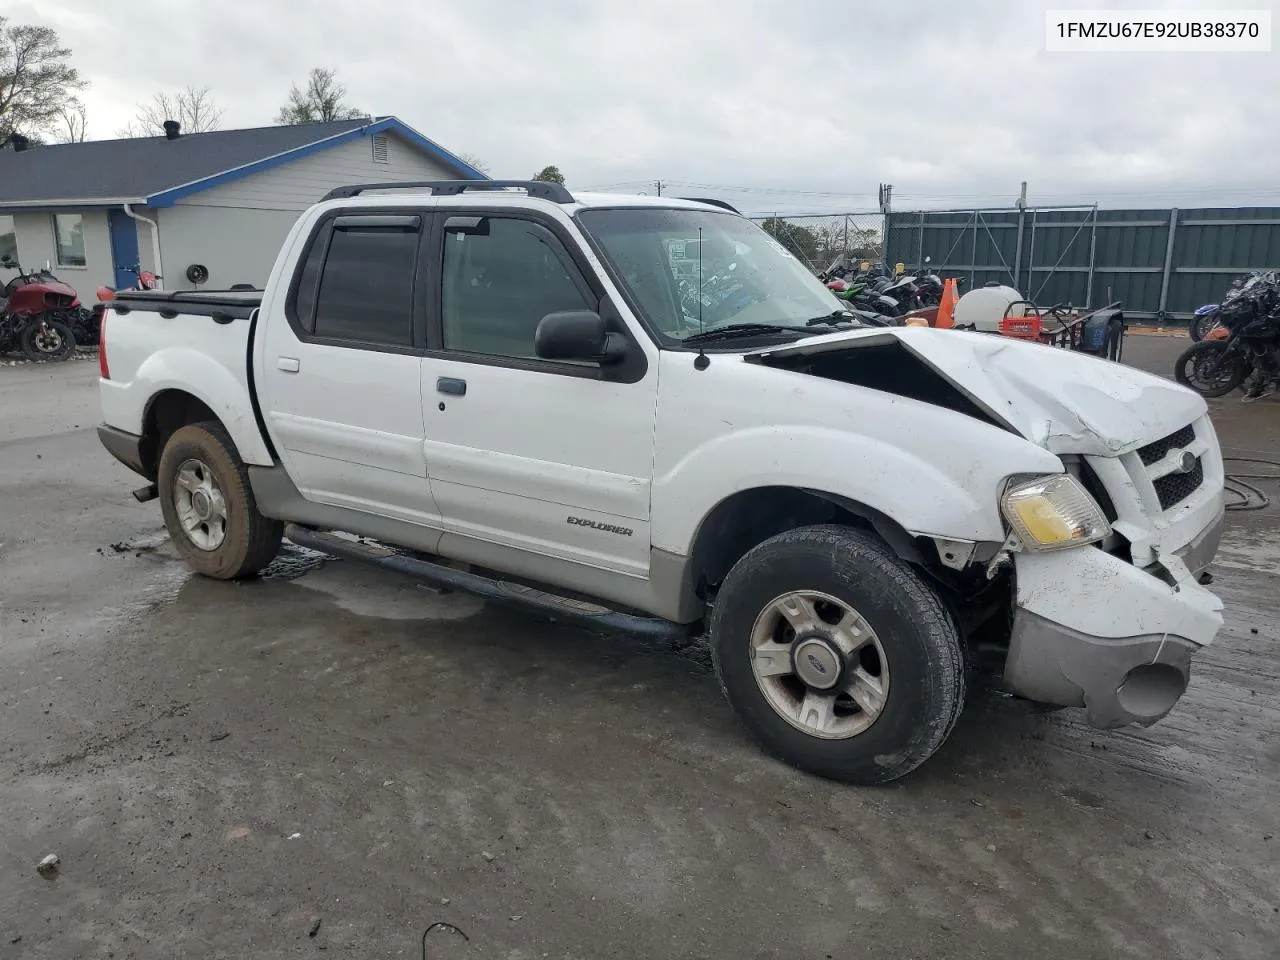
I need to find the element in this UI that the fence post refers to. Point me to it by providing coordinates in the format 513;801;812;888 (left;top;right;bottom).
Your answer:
1026;208;1037;296
1013;208;1025;292
916;210;925;269
1085;206;1098;309
969;211;979;288
1158;207;1179;318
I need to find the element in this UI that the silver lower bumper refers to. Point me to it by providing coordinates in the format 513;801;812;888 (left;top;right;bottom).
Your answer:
1003;612;1197;727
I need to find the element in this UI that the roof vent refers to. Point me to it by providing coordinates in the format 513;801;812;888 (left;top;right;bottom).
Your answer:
372;133;389;164
163;120;181;141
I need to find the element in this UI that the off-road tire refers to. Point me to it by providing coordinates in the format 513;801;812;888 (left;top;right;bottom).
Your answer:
157;421;282;579
711;525;965;785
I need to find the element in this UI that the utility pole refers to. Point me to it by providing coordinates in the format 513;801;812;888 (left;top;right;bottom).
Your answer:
654;180;666;196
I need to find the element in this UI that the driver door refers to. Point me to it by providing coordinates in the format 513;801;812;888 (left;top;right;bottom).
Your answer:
419;210;658;578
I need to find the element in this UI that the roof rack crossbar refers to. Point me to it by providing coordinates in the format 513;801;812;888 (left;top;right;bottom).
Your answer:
321;180;575;204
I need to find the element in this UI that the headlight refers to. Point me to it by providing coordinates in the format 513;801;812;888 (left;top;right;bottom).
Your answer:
1000;474;1110;552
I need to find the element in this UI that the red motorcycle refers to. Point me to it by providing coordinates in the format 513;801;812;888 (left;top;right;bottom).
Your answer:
0;256;78;361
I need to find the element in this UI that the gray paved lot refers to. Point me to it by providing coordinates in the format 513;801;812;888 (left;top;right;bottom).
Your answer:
1;340;1277;959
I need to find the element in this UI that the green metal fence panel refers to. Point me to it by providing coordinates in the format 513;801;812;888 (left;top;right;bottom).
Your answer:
878;205;1280;320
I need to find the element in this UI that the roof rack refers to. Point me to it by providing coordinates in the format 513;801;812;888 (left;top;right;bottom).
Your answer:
676;197;741;214
321;180;575;204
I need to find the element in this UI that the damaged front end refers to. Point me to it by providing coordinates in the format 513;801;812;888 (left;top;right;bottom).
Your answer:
747;328;1227;727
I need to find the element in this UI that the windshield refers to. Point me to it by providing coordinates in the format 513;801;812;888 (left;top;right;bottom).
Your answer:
576;208;846;342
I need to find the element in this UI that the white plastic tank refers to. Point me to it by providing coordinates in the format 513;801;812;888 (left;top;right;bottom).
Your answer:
952;284;1025;332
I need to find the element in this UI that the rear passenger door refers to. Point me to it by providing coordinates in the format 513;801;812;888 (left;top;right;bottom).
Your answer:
257;210;442;527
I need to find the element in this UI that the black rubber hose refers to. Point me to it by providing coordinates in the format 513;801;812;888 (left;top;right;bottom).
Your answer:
1222;457;1280;511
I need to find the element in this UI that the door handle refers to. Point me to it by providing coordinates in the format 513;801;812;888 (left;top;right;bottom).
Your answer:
436;377;467;396
277;357;300;373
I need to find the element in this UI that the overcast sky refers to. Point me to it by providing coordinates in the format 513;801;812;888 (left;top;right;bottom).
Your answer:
13;0;1280;214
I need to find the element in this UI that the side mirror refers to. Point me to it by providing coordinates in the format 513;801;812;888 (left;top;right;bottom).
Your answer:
534;310;628;364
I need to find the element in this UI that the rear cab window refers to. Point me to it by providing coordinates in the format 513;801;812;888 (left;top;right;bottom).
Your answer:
288;212;424;350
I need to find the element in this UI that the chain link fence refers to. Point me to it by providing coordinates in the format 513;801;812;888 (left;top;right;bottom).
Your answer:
748;213;885;275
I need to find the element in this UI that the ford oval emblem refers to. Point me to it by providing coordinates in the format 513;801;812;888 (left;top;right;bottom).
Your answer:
806;653;827;674
1178;451;1197;474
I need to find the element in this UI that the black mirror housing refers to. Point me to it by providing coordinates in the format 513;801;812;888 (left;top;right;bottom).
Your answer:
534;310;628;364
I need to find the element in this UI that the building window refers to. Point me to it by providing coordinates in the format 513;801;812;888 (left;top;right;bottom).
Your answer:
52;214;86;267
371;133;389;163
0;215;16;263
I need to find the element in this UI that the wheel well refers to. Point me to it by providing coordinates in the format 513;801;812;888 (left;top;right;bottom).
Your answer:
139;390;220;480
685;486;1011;646
686;487;922;600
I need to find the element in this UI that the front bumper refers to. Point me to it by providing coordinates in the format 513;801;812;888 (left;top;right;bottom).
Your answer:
1001;545;1224;728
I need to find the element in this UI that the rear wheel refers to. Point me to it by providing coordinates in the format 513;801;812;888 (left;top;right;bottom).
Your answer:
1189;312;1220;341
157;421;282;578
1175;340;1248;397
21;318;75;362
710;525;965;785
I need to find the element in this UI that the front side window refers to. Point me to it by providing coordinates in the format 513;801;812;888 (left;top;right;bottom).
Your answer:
577;208;842;342
303;218;419;346
441;216;593;359
0;215;16;263
52;213;86;267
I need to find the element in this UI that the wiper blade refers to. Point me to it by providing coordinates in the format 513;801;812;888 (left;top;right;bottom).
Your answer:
681;323;808;344
804;310;853;327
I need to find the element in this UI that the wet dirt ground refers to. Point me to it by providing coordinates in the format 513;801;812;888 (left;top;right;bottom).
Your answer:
1;339;1277;959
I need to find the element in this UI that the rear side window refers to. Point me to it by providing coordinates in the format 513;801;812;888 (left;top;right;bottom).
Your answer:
290;214;421;347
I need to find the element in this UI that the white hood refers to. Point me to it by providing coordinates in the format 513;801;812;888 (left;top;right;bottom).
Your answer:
746;327;1205;456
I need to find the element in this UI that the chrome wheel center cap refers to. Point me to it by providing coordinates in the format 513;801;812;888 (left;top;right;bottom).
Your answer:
191;490;212;520
792;636;843;691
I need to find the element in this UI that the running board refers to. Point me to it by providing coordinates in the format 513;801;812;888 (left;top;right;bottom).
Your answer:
283;524;695;644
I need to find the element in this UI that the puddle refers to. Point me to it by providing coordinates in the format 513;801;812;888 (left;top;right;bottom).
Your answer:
291;561;485;621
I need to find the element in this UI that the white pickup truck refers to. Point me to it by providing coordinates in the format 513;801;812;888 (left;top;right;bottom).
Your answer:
97;180;1226;784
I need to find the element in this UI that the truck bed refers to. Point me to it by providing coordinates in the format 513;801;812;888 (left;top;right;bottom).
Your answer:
100;287;275;466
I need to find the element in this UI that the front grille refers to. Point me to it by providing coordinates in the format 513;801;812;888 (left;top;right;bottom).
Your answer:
1153;457;1204;510
1137;424;1195;466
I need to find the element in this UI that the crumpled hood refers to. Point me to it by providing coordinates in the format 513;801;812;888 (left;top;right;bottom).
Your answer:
746;327;1206;456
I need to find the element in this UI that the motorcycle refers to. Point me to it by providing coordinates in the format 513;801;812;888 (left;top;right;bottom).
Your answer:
87;264;161;345
1189;303;1222;342
1175;272;1280;398
0;256;78;361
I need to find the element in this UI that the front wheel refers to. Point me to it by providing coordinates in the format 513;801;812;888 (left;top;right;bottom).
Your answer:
1189;311;1221;341
710;525;965;785
1174;340;1249;397
21;318;75;362
157;421;283;579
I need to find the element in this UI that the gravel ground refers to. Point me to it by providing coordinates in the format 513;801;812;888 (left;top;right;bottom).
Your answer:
1;337;1277;959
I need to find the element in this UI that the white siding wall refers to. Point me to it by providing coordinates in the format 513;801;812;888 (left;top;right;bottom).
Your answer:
156;132;462;289
0;210;114;304
156;206;304;290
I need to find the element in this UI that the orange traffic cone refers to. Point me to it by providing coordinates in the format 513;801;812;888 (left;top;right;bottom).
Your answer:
935;278;959;329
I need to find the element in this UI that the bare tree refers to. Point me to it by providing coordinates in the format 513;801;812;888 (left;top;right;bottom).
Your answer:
276;68;364;125
458;152;490;175
117;85;222;137
55;97;87;142
0;17;85;140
